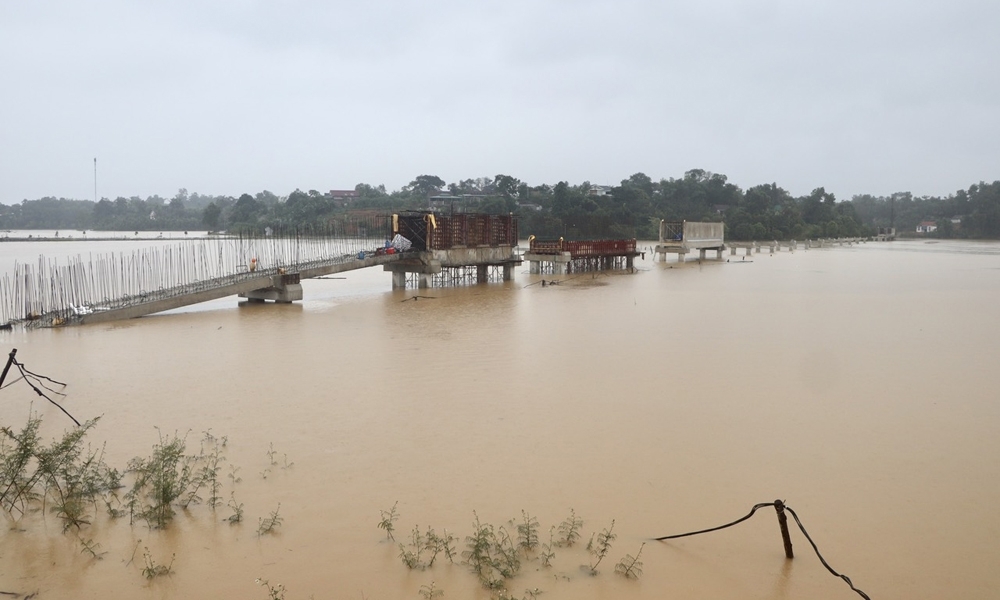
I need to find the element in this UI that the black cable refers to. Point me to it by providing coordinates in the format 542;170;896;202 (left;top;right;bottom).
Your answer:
653;501;871;600
653;502;777;540
13;361;66;387
0;375;23;390
784;505;871;600
17;368;67;397
13;362;80;427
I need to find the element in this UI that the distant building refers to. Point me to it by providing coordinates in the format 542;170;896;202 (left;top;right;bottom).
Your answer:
916;220;937;233
588;185;614;197
329;189;360;208
329;189;360;201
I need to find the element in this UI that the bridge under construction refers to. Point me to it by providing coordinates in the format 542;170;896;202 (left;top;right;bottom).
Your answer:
0;212;521;328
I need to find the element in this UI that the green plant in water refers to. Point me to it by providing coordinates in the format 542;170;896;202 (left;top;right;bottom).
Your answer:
79;536;106;559
1;416;120;531
399;525;456;569
141;546;175;579
539;527;556;567
426;527;456;565
121;429;194;529
517;511;539;553
378;501;399;541
556;508;583;547
493;526;520;579
490;588;543;600
227;492;244;524
462;512;521;590
256;577;286;600
257;503;283;536
614;542;645;579
418;581;443;600
399;525;425;569
423;526;455;567
586;520;616;575
186;431;225;509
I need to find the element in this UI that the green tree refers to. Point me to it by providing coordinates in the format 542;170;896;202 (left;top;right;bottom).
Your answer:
202;202;222;230
405;175;446;198
229;193;263;227
494;174;521;201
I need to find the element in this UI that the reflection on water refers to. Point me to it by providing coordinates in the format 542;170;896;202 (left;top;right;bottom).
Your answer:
1;239;999;599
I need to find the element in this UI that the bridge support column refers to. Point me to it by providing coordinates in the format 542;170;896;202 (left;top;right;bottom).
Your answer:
699;249;706;260
529;260;540;274
626;256;634;272
240;273;303;304
716;248;723;259
392;271;407;289
477;265;488;283
418;274;433;289
730;246;737;256
503;264;514;281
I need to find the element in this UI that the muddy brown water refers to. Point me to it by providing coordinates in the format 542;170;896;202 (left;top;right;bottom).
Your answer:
1;238;998;599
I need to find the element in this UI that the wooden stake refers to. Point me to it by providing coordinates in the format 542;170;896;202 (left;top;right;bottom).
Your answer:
774;499;794;559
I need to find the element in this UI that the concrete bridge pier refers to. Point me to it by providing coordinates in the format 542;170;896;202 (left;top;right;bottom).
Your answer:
387;246;520;289
239;273;303;304
241;274;303;304
387;261;441;290
730;246;737;256
525;251;571;274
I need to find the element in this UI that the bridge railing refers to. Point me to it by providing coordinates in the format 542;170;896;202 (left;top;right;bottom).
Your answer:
565;239;637;257
528;238;636;256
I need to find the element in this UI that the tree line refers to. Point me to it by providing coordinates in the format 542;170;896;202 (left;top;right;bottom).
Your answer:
2;172;999;240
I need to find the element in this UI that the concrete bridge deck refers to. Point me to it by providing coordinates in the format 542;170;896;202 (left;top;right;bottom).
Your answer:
73;253;402;325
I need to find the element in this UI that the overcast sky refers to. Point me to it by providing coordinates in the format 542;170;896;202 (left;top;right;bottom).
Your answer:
2;0;997;204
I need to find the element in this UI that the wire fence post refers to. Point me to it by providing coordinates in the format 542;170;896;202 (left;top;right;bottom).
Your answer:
774;499;794;559
0;348;16;388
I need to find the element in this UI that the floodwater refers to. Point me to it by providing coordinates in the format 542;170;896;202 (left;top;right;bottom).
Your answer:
1;238;998;599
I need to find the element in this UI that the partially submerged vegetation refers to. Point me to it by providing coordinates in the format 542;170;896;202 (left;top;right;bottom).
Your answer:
384;504;645;599
0;413;287;582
